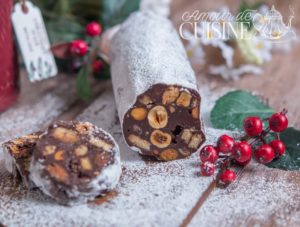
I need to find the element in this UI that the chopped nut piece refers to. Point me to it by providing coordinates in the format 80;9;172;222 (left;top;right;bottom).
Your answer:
176;91;192;107
181;129;192;144
169;106;175;113
188;134;203;149
47;163;69;183
54;150;64;161
52;127;79;143
162;86;179;104
147;106;168;129
75;145;88;156
159;149;178;161
192;107;199;119
95;153;109;167
139;95;152;106
178;148;191;157
150;130;171;148
80;157;92;170
43;145;56;156
75;122;93;134
90;136;112;152
131;107;147;121
128;134;151;151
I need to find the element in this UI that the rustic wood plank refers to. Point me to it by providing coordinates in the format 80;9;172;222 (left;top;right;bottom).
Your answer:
0;73;77;143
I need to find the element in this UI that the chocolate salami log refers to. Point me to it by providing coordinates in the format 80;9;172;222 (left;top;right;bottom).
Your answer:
29;121;121;206
2;132;40;188
110;11;206;161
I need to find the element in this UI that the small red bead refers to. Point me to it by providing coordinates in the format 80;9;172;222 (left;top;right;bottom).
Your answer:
200;162;215;176
243;116;263;137
70;39;88;56
217;134;235;154
254;144;275;164
86;22;102;37
219;169;236;184
92;59;105;73
269;140;285;157
232;141;252;163
200;145;218;163
269;113;288;132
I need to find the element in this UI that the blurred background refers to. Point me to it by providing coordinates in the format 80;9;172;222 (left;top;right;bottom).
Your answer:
0;0;299;127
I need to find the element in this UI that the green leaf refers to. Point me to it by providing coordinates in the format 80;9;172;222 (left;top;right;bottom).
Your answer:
211;90;274;130
76;64;92;102
101;0;140;29
46;19;84;43
266;127;300;170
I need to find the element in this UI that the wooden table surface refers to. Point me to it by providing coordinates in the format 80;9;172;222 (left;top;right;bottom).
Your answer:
1;0;300;226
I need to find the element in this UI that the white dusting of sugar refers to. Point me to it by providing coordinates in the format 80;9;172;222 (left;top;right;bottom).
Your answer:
110;11;199;125
189;162;300;227
0;79;77;144
0;86;230;226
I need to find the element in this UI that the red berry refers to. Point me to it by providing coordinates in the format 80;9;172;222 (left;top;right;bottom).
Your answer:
200;162;215;176
200;145;218;163
269;113;288;132
232;141;252;163
217;134;235;154
86;22;102;37
92;59;104;73
235;158;251;166
70;39;88;56
269;140;285;157
254;144;275;164
243;116;263;137
219;169;236;184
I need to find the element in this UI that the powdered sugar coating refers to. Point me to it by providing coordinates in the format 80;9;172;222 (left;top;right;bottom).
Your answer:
110;11;199;125
29;121;122;206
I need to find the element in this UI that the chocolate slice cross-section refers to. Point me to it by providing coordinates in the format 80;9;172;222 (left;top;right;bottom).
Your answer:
110;12;206;160
2;132;41;188
29;121;121;206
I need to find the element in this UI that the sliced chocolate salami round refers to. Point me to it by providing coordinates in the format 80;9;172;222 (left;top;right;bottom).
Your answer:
110;12;206;161
29;121;121;206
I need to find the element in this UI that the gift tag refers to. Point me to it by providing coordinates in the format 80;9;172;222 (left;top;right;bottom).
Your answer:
11;1;57;82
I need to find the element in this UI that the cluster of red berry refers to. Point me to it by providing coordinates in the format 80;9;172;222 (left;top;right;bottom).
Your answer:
69;22;104;74
200;110;288;187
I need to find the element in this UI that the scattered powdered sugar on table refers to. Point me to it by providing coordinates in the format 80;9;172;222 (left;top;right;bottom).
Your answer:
1;83;299;226
0;85;230;226
189;161;300;227
0;79;77;144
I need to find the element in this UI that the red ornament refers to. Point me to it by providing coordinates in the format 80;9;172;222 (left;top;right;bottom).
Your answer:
254;144;275;164
243;116;263;137
200;145;218;163
217;134;235;154
269;113;288;132
219;169;236;184
269;140;285;157
86;22;102;37
92;59;105;73
70;40;88;56
200;162;215;176
232;141;252;163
